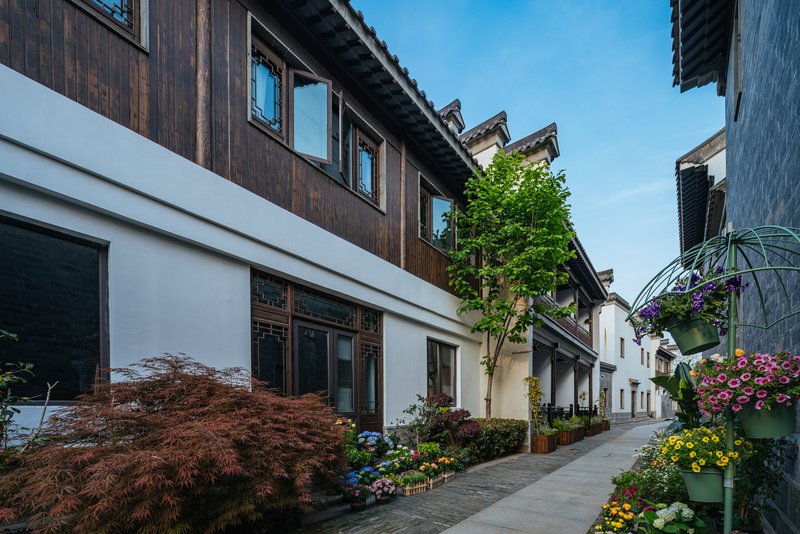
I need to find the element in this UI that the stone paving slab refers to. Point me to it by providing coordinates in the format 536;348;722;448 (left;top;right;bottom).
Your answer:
293;419;664;534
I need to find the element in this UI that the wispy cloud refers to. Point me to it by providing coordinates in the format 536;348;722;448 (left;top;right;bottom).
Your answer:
599;180;674;205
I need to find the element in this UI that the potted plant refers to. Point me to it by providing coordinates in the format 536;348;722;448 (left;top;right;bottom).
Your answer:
598;390;611;431
396;470;427;496
568;416;585;441
589;416;603;436
630;269;747;355
552;418;574;446
695;349;800;438
636;502;707;533
341;482;372;511
437;456;456;480
658;426;750;502
420;460;443;489
524;376;559;454
369;478;396;505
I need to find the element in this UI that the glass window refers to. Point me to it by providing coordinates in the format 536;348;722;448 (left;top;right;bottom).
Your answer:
362;343;380;414
251;44;283;134
0;220;104;401
620;338;625;357
296;324;329;396
252;322;288;391
88;0;136;33
420;178;454;252
427;339;457;402
620;389;625;409
335;334;354;413
357;136;378;202
292;73;330;161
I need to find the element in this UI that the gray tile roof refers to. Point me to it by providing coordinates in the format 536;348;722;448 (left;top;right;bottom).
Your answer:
438;98;461;117
504;122;558;155
459;111;508;144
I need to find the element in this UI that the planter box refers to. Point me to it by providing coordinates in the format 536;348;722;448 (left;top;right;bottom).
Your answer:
399;482;427;496
593;422;603;435
427;475;445;490
602;420;610;431
558;430;574;446
573;428;584;441
442;471;455;483
530;433;558;454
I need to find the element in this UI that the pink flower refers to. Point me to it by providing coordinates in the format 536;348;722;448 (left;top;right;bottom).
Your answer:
737;395;750;404
717;373;728;383
755;400;765;410
743;386;754;395
779;376;790;384
756;390;768;399
782;361;792;370
740;373;752;381
737;358;748;368
728;378;741;388
776;393;790;403
732;404;743;412
754;377;766;386
718;390;733;400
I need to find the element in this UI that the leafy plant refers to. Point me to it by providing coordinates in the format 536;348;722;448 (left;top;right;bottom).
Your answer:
651;361;702;431
400;394;475;447
551;418;572;431
467;418;527;462
0;355;346;534
658;426;750;473
449;151;575;418
637;502;708;533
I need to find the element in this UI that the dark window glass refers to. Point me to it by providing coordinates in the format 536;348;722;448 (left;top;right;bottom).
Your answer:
296;325;329;395
251;272;288;309
358;144;376;200
252;322;287;391
292;73;329;160
362;343;380;414
419;187;430;239
0;221;102;400
294;287;356;328
90;0;135;31
251;45;282;133
426;339;457;403
431;196;453;252
335;334;354;413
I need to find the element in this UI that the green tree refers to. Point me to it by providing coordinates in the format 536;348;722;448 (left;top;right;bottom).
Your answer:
449;151;576;418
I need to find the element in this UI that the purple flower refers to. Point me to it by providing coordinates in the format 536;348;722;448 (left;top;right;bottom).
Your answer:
776;393;790;403
779;376;790;384
717;373;728;383
691;292;705;312
702;282;717;293
737;358;748;368
740;373;751;381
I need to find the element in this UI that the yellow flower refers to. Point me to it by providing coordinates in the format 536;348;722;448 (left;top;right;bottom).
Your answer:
730;451;739;459
712;435;720;443
699;459;706;466
674;443;682;450
690;451;696;458
662;447;668;454
668;436;677;444
735;348;745;357
692;463;701;472
716;451;724;458
702;437;710;443
735;439;742;446
671;455;679;462
686;442;694;449
623;503;631;511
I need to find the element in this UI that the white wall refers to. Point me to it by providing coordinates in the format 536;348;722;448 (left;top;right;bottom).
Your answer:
489;340;530;421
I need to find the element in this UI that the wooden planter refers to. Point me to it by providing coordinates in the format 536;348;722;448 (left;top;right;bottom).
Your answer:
350;500;367;512
400;482;427;496
427;475;445;490
602;420;610;431
593;422;603;434
531;433;558;454
573;427;585;441
558;429;574;446
442;471;455;483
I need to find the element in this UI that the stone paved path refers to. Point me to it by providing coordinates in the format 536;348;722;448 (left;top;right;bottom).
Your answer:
294;419;665;534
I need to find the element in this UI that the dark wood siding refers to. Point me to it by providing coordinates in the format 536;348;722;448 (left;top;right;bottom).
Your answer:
0;0;461;293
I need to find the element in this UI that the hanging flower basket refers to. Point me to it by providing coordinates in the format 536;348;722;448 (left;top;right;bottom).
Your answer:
667;317;720;355
680;469;724;503
739;401;797;439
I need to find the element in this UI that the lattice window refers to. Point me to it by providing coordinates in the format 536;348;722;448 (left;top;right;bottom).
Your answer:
252;321;288;392
361;342;381;414
86;0;137;35
251;42;283;134
294;286;356;328
252;272;288;309
360;308;382;334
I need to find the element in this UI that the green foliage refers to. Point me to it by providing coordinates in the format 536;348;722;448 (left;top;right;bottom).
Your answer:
345;444;372;470
467;418;527;462
637;502;708;534
732;436;793;528
416;442;440;457
551;418;572;431
448;151;575;416
650;362;701;430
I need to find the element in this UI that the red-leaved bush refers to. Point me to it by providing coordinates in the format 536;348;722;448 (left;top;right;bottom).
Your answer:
0;355;346;533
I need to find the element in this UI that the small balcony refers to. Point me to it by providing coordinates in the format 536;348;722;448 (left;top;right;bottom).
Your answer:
554;316;593;349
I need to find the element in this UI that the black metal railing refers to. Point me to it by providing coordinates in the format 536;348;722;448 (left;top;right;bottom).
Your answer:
538;404;598;425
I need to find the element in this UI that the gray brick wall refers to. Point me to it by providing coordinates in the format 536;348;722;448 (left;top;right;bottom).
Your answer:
724;1;800;532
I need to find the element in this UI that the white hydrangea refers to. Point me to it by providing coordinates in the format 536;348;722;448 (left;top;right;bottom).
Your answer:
653;518;666;529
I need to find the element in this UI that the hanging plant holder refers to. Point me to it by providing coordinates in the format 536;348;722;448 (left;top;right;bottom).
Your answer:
681;469;724;503
739;402;797;439
666;317;721;355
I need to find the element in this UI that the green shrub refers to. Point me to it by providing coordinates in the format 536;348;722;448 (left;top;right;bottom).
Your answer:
345;444;372;469
468;418;527;462
551;418;571;431
416;442;440;457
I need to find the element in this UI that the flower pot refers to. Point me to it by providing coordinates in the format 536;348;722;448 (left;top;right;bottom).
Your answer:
376;495;391;505
681;469;724;502
666;317;720;355
558;430;573;446
739;402;797;439
350;500;367;512
531;433;558;454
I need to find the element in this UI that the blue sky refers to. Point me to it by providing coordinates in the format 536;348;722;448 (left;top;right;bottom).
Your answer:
352;0;725;304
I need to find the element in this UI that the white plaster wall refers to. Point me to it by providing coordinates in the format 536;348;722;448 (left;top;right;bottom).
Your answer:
707;150;726;186
489;341;529;421
382;314;482;425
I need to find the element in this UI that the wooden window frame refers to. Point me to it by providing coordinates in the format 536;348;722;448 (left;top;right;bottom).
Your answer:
72;0;141;42
426;338;458;404
354;128;380;204
288;70;333;164
419;176;455;252
250;36;286;139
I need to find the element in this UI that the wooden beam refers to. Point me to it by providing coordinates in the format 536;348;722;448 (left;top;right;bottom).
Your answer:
195;0;211;168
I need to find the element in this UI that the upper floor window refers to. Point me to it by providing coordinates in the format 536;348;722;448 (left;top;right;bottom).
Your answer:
619;337;625;358
72;0;144;44
647;352;651;368
640;347;644;365
251;40;284;136
291;72;331;162
356;131;379;203
420;177;454;252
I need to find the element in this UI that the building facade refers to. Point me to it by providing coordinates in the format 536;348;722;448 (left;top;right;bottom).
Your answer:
671;0;800;531
0;0;486;432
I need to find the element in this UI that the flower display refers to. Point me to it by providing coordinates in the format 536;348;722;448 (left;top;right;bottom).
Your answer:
637;502;707;533
369;477;397;498
694;349;800;415
658;426;750;472
630;268;747;344
594;501;637;533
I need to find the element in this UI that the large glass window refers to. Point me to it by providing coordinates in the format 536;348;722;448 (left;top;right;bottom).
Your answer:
0;220;104;401
427;339;456;402
292;72;330;161
294;322;354;415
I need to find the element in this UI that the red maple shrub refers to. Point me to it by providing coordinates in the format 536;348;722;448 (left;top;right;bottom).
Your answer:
0;355;346;533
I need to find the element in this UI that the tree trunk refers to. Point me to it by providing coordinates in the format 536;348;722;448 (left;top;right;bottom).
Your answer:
485;370;493;419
